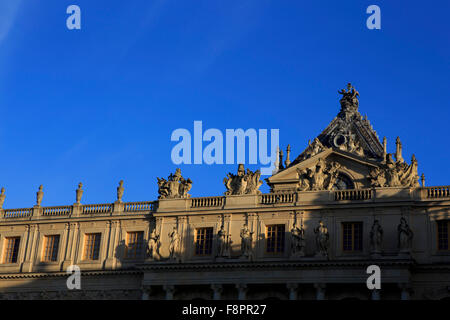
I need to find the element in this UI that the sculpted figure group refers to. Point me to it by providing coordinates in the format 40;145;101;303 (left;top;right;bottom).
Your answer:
157;168;192;200
369;154;420;188
296;158;342;191
223;164;263;196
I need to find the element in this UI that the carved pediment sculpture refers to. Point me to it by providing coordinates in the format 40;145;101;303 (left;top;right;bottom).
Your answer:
296;158;342;191
157;168;192;199
223;164;263;196
369;154;420;188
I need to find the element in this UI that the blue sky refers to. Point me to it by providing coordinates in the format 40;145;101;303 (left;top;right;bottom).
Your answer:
0;0;449;208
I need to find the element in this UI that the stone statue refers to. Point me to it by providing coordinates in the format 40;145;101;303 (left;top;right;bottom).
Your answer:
36;185;44;206
370;220;383;253
117;180;124;202
75;183;83;204
296;159;344;191
240;223;254;260
0;187;5;209
157;169;192;200
290;222;306;258
216;225;231;258
338;83;359;115
148;229;160;260
398;217;413;253
223;164;263;196
168;226;181;260
369;154;420;188
314;220;329;258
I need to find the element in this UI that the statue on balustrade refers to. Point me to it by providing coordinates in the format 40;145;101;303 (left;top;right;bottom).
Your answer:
369;154;420;188
314;220;329;258
157;168;192;199
117;180;124;202
290;221;306;258
370;219;383;253
240;223;254;261
223;164;263;196
36;185;44;206
148;229;161;260
0;187;5;209
75;183;83;204
168;226;181;261
398;217;414;253
296;158;342;191
216;225;231;258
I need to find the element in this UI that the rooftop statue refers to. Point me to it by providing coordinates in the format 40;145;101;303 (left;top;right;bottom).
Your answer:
157;168;192;200
75;183;83;204
338;82;360;117
36;185;44;206
223;164;263;196
369;154;420;188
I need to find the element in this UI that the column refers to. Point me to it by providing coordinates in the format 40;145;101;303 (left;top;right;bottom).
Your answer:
164;285;175;300
211;284;223;300
286;283;298;300
236;283;247;300
314;283;326;300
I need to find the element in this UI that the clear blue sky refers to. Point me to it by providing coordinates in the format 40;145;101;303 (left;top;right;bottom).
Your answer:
0;0;449;208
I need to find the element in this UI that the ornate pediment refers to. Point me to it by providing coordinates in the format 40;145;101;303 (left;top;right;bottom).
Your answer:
289;84;384;168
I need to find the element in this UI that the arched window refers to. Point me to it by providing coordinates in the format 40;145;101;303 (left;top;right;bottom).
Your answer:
331;173;354;190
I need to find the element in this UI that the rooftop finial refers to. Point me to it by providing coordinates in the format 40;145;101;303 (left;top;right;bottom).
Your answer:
338;83;359;117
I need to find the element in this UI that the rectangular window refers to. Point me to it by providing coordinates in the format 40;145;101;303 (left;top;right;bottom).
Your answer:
4;237;20;263
42;235;60;262
437;220;450;251
266;224;285;254
126;231;144;259
195;227;213;255
83;233;101;260
342;222;363;252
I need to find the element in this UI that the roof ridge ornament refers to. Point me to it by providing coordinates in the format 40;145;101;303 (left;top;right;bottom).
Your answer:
338;83;360;119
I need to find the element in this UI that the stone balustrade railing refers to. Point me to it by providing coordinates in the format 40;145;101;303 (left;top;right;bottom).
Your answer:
334;189;372;201
124;201;157;212
191;196;225;208
81;203;113;215
425;186;450;198
42;206;72;216
3;208;33;219
260;192;297;205
1;186;450;220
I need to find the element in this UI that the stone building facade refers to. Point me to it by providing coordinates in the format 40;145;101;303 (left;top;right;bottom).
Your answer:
0;84;449;300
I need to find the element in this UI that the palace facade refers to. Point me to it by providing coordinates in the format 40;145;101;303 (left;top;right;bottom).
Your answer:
0;84;449;300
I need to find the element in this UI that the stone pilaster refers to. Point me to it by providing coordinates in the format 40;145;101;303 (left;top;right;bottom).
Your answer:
164;285;175;300
286;283;299;300
314;283;326;300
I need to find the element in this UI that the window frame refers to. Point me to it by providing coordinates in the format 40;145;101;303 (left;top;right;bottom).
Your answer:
194;227;214;256
3;236;21;264
437;220;450;251
82;233;102;261
341;222;363;252
265;224;285;254
41;234;61;262
125;231;144;259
